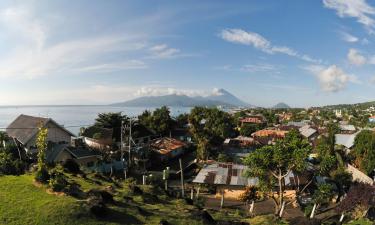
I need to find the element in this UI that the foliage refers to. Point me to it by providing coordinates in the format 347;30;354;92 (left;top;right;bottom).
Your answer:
239;186;259;204
49;170;68;192
36;126;48;172
352;130;375;175
240;123;263;137
35;167;50;183
175;113;189;127
244;130;311;214
336;182;375;215
94;112;128;142
35;126;49;183
330;166;352;201
189;107;235;160
63;159;81;174
217;153;232;162
0;151;24;175
138;106;173;135
312;183;333;205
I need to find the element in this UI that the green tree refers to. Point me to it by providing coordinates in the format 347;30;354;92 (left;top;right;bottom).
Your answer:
352;130;375;175
240;123;263;137
189;107;235;160
36;127;48;171
151;106;173;135
94;112;128;142
138;107;173;136
244;130;311;215
310;183;334;218
35;126;50;183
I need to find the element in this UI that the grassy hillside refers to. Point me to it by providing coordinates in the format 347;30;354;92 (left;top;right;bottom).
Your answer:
0;174;207;225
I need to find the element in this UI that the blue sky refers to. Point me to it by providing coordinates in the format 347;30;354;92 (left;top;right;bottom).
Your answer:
1;0;375;107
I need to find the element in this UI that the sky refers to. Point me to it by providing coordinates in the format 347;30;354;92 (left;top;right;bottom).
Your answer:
1;0;375;107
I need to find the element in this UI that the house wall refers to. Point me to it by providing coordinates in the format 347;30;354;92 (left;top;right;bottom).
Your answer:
26;121;73;150
216;186;246;199
55;150;73;163
215;186;297;200
74;156;99;167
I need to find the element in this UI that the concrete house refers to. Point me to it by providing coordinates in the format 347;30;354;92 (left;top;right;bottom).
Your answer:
6;114;75;154
46;143;101;167
193;163;303;200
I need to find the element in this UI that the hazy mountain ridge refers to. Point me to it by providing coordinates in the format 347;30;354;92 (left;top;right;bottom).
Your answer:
272;102;290;109
110;89;252;107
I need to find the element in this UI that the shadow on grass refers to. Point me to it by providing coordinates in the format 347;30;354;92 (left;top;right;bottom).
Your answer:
97;208;142;224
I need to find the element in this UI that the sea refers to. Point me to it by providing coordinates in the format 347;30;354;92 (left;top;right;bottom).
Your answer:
0;105;192;135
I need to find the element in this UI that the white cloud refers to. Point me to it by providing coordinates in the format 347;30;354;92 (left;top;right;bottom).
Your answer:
305;64;358;92
0;34;146;78
1;7;46;49
149;44;181;59
135;86;213;97
323;0;375;31
0;6;152;79
339;31;359;42
74;60;147;73
347;48;367;65
219;28;321;63
241;63;277;73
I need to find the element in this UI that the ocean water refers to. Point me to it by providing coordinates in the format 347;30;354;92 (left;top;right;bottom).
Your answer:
0;105;191;135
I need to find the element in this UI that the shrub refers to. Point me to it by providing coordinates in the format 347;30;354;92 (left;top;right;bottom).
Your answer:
193;197;206;209
35;168;50;183
0;152;25;175
63;159;80;174
87;189;114;204
49;171;68;192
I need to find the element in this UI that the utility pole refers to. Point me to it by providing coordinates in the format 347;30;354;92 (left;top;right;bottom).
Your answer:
120;121;127;179
128;117;132;168
179;158;185;198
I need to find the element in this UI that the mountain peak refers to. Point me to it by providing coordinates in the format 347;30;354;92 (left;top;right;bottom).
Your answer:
273;102;290;109
110;88;253;107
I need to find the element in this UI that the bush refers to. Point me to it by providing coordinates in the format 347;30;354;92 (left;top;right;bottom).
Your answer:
193;197;206;209
34;168;50;183
49;172;68;192
63;159;80;174
87;189;114;204
87;195;107;218
0;152;25;175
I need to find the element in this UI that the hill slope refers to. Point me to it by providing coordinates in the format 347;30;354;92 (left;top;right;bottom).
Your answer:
273;102;290;109
111;89;251;107
0;174;207;225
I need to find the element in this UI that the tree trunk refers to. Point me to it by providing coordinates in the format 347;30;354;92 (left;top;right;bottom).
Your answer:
310;203;317;219
279;201;286;218
339;213;345;222
249;200;255;215
220;190;224;209
277;170;283;215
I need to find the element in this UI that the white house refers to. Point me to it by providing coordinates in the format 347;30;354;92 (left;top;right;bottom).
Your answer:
6;114;75;154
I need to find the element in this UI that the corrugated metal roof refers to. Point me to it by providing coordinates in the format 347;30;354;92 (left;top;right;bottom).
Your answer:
299;125;317;138
335;131;359;149
193;163;296;187
193;163;258;186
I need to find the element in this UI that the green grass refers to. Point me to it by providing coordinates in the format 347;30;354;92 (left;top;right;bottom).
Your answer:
0;173;208;225
0;175;99;225
344;218;374;225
